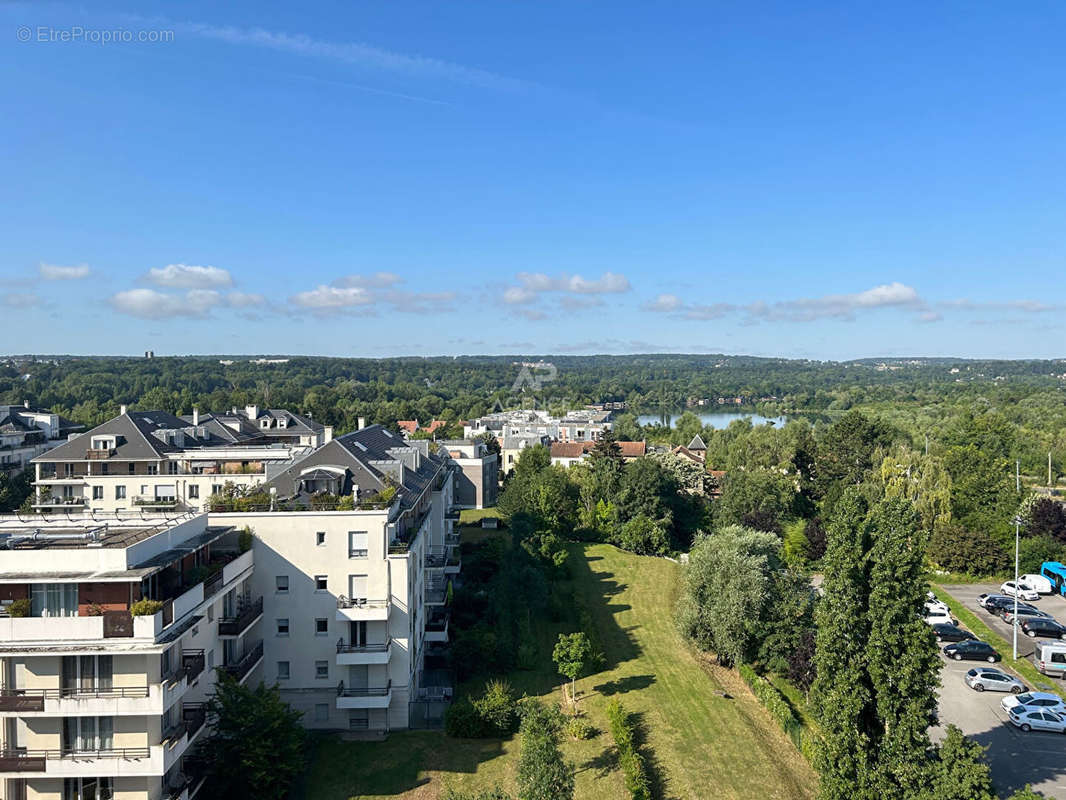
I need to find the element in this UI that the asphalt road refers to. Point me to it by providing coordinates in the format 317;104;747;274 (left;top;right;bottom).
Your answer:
934;583;1066;798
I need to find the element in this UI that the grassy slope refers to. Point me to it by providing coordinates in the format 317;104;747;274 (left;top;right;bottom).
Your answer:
302;543;817;800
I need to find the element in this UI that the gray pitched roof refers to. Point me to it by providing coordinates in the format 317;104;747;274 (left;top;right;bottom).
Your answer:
687;434;707;451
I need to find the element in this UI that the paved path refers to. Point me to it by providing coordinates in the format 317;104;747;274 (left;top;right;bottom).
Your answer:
934;583;1066;798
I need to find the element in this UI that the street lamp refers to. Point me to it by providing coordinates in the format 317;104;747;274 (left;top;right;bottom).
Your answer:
1012;514;1024;660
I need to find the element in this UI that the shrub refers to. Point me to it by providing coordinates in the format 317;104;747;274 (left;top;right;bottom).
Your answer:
929;523;1008;576
238;527;253;553
1018;534;1066;575
130;599;164;617
737;663;821;762
442;788;513;800
7;598;31;617
604;699;651;800
473;680;519;736
444;700;487;738
85;602;105;617
564;716;595;740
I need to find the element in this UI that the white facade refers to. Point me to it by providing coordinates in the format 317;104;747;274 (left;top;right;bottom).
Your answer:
0;514;261;800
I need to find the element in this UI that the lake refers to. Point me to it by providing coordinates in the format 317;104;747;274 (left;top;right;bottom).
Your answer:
636;411;789;429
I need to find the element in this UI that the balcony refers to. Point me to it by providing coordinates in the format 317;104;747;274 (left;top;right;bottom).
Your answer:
165;650;205;688
424;582;448;607
85;448;117;459
183;703;207;740
445;549;461;575
0;746;157;776
424;610;450;643
335;597;390;623
335;679;392;709
0;685;155;716
220;640;263;684
424;548;447;569
218;596;263;637
32;496;86;509
336;637;392;665
445;531;460;547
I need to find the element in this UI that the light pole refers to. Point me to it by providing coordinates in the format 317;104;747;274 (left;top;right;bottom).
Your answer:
1013;515;1022;659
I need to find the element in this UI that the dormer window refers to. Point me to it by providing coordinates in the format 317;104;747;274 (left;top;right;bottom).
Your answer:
91;437;114;450
261;420;270;429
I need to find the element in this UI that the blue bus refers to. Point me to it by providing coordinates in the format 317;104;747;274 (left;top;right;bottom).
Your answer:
1040;562;1066;597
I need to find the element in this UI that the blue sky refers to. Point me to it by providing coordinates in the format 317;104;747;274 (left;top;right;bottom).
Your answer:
3;1;1066;359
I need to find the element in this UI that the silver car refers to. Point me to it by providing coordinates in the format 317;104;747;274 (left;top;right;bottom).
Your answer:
1008;708;1066;733
965;667;1025;693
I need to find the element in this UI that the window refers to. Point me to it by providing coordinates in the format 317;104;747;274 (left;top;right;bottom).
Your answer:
1052;652;1066;664
147;464;158;475
315;618;328;636
189;485;200;499
62;716;113;752
314;703;329;722
276;619;289;637
207;649;215;668
167;462;178;475
128;463;135;474
275;575;289;593
101;463;109;476
348;574;368;603
92;486;103;500
31;583;78;617
61;655;113;694
316;531;326;546
315;660;329;679
63;777;113;800
277;661;290;680
207;606;214;622
314;575;328;592
348;530;368;558
64;463;75;477
114;485;125;500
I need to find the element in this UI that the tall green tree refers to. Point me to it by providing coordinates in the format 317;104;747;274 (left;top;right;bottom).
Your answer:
200;674;306;800
918;725;995;800
552;632;598;705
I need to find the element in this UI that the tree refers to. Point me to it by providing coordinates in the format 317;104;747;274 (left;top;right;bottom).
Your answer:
473;431;502;459
919;725;995;800
0;468;33;512
516;703;574;800
675;525;783;666
1004;787;1048;800
199;674;306;800
1018;534;1066;575
717;468;796;533
1027;496;1066;541
552;632;597;705
928;523;1008;576
588;429;624;499
815;411;896;510
614;513;670;556
617;457;675;523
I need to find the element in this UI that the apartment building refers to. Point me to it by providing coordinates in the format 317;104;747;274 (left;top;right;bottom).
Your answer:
464;410;612;473
0;405;83;476
30;408;325;514
437;440;498;509
549;439;646;468
210;424;460;734
0;513;260;800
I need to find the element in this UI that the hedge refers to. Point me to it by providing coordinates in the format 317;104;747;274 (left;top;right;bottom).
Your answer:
604;699;651;800
738;663;820;763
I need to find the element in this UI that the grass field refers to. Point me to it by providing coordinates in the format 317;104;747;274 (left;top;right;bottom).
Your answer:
301;542;818;800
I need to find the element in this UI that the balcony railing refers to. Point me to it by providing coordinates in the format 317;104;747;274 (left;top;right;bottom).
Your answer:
336;637;390;654
218;596;262;636
0;747;152;772
336;679;391;698
166;650;205;685
220;640;263;682
32;496;86;507
183;703;207;739
424;548;446;568
337;597;387;610
85;448;117;459
0;686;149;711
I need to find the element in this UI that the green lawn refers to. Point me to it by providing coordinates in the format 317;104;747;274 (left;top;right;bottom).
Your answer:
301;543;817;800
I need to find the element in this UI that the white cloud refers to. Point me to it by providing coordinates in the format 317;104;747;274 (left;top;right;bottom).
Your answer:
146;264;234;289
289;285;373;310
109;288;222;319
39;262;90;281
942;298;1060;313
2;292;42;308
502;271;631;314
175;22;528;92
643;281;926;323
332;272;404;289
226;291;267;308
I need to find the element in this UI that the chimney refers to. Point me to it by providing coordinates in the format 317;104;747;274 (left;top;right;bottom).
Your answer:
324;426;333;444
192;407;199;426
23;399;29;409
120;404;127;415
358;417;366;431
245;405;258;419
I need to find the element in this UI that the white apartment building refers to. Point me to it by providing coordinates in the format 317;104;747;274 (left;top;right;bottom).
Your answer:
463;409;612;445
0;513;261;800
0;405;84;476
210;424;460;734
30;408;329;515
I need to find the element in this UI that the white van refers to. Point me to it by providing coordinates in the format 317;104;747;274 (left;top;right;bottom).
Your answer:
1032;640;1066;678
1020;573;1054;594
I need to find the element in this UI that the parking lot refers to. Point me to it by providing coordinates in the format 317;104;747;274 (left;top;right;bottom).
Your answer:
935;583;1066;798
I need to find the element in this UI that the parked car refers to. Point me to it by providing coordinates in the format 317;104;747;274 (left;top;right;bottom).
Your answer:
932;623;975;643
965;667;1025;693
1001;581;1041;602
924;610;957;626
1001;606;1052;624
1022;618;1066;639
944;640;1000;663
1001;691;1066;715
976;592;1004;609
924;600;950;616
1032;640;1066;678
1020;573;1054;594
1007;708;1066;733
981;595;1018;613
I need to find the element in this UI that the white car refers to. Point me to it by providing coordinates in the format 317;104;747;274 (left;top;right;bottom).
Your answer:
924;610;956;626
1000;581;1040;602
924;600;950;616
1001;691;1066;716
1008;707;1066;733
1020;573;1054;594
